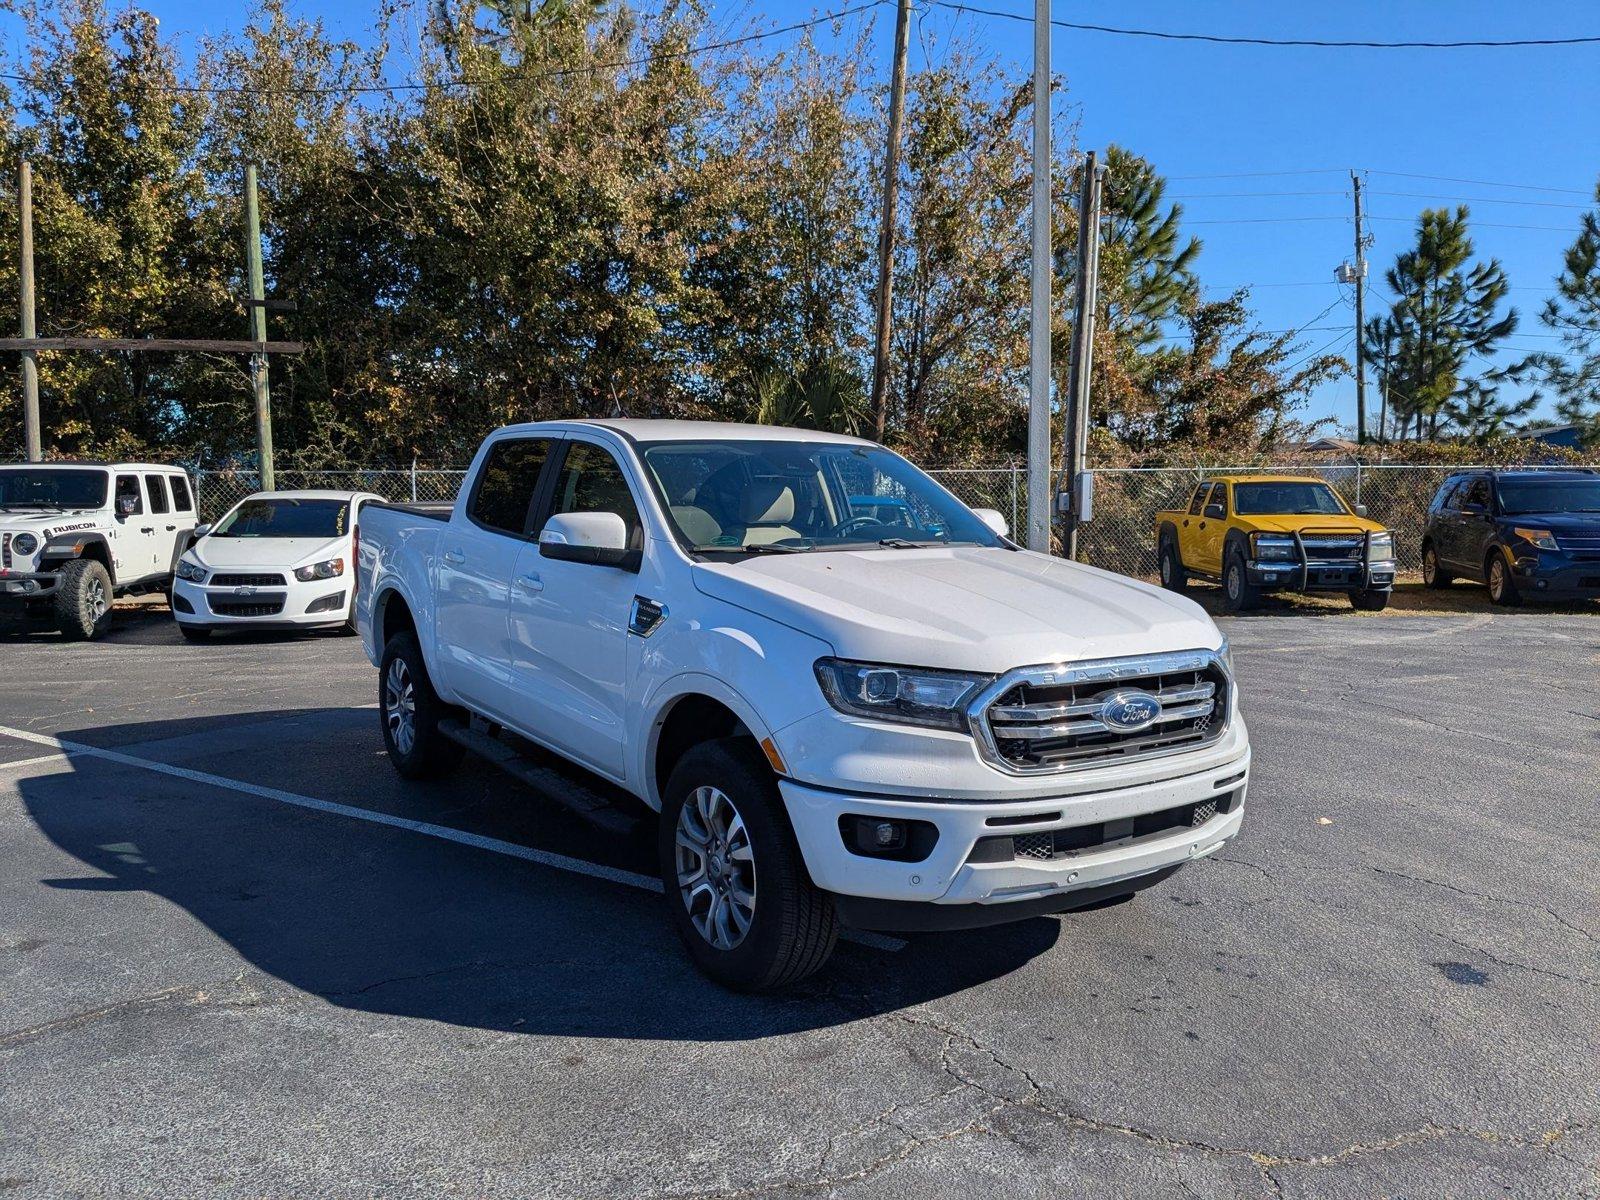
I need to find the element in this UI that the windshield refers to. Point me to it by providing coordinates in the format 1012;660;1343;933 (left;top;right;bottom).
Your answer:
1496;476;1600;515
212;498;349;538
0;468;108;510
1233;481;1348;516
636;439;1004;553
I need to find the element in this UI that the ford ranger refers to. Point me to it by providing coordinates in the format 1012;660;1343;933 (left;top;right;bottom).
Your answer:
1156;475;1396;612
0;461;198;638
357;421;1250;989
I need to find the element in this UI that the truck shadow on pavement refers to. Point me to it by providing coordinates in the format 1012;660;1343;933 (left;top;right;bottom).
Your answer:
15;710;1061;1040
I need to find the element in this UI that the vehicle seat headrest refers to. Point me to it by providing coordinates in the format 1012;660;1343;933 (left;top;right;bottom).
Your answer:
740;482;795;525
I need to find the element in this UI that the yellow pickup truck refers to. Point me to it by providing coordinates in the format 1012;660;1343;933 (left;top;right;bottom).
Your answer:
1154;475;1397;612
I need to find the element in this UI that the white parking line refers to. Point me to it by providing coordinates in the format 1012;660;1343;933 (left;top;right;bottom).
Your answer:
0;722;904;953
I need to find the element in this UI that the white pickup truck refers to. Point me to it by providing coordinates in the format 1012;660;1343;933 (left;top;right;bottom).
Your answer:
357;420;1250;989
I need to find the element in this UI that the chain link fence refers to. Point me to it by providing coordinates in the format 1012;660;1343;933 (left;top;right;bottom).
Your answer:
193;461;1585;578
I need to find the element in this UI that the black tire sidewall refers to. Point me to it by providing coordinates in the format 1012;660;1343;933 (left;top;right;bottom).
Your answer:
1487;553;1519;605
658;739;837;991
1223;555;1252;612
378;632;462;779
54;559;111;640
1159;540;1185;591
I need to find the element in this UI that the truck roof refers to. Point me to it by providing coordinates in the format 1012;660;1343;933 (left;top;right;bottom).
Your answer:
1205;474;1337;486
522;419;876;447
0;460;189;472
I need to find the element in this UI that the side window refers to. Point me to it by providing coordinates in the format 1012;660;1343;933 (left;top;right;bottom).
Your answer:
1213;484;1229;517
115;474;144;515
543;441;642;548
169;475;193;512
468;438;552;535
1431;478;1460;512
144;474;170;515
1187;484;1210;516
1463;478;1491;510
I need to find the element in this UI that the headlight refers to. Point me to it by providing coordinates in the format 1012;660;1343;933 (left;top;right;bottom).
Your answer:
294;557;345;582
1251;533;1296;562
1366;531;1395;562
1513;527;1558;551
175;559;208;583
814;658;991;731
1217;635;1234;676
11;532;39;556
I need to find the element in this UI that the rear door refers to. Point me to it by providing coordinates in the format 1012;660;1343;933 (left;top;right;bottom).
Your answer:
505;437;646;781
112;473;162;583
433;436;557;718
1453;476;1495;575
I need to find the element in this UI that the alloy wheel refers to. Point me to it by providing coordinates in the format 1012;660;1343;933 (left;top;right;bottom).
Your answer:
385;657;416;756
1489;558;1507;602
87;576;108;622
1423;549;1436;585
675;785;756;951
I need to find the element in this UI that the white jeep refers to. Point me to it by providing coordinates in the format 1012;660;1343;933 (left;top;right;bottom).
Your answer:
0;462;198;639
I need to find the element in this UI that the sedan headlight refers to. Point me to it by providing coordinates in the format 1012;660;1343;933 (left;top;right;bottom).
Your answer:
1513;527;1558;551
814;658;992;731
1366;531;1395;562
1251;533;1297;562
175;558;209;583
11;531;39;556
294;557;345;582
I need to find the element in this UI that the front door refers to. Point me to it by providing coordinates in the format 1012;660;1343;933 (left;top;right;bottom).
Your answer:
1194;483;1229;575
1451;476;1495;575
506;438;644;782
433;436;555;717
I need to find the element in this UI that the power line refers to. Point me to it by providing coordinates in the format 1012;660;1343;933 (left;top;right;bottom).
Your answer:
0;1;887;96
1369;169;1593;196
934;2;1600;48
1371;190;1591;211
1169;169;1349;181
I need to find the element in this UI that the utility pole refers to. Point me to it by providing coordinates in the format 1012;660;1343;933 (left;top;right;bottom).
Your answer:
1351;170;1369;444
245;164;275;491
18;161;41;461
1025;0;1051;552
1063;154;1105;561
869;0;912;442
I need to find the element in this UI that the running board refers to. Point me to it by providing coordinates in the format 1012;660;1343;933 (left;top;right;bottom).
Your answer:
438;717;639;836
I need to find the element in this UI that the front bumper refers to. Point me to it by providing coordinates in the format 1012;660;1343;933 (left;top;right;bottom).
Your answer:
1246;558;1395;592
172;575;351;627
0;571;60;600
779;745;1249;919
1511;554;1600;598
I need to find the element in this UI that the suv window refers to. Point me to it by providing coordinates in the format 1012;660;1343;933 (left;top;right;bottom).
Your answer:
1187;484;1209;516
469;438;553;535
544;441;642;547
145;474;170;514
1462;477;1492;511
1432;478;1462;512
169;474;193;512
115;474;144;516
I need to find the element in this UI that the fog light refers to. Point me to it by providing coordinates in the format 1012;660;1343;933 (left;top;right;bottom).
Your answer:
1535;579;1548;590
873;820;904;849
839;815;938;862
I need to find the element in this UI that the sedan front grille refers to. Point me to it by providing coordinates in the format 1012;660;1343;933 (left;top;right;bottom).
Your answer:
972;650;1230;774
209;596;286;617
210;572;288;588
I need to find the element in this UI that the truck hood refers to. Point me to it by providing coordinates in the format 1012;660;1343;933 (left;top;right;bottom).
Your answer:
0;509;100;535
193;535;347;570
692;546;1221;673
1237;514;1386;535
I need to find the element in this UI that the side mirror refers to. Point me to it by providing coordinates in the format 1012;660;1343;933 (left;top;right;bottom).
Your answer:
972;507;1009;538
539;511;637;569
1354;504;1368;518
192;524;212;540
117;495;139;518
1460;502;1486;516
1203;503;1225;520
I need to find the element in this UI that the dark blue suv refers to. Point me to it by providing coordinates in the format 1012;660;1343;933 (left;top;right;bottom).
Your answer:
1421;469;1600;605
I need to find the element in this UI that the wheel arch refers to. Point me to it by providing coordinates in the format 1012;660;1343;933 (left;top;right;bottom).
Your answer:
642;675;775;813
42;532;115;584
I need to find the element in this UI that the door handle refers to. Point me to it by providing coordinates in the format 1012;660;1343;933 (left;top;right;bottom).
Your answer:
140;526;154;534
515;573;544;593
165;524;177;532
442;548;466;565
1197;522;1206;530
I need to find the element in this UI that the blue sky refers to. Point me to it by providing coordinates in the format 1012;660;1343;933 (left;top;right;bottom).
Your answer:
8;0;1600;432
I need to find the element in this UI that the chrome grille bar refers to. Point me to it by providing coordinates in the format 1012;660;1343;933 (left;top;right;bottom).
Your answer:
990;680;1215;723
991;700;1215;742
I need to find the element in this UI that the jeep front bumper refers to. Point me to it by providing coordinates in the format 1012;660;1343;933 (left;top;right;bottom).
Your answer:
0;571;60;599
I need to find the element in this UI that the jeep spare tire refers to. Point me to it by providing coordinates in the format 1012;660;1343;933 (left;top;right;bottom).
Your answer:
54;558;114;640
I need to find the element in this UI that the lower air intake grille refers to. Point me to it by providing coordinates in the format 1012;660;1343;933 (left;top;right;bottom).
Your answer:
210;596;286;617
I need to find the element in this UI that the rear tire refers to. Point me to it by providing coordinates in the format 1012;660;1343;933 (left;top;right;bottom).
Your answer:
659;738;838;991
1158;537;1188;593
1421;542;1452;589
378;632;465;779
1486;551;1521;607
1350;589;1390;612
53;559;113;640
1221;552;1258;613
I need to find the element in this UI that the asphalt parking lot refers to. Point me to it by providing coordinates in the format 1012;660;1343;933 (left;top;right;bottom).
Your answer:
1;596;1597;1198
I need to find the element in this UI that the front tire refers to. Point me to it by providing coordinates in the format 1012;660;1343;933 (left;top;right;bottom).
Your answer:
1222;552;1258;613
1158;537;1188;593
1350;589;1390;611
1486;551;1521;607
1421;542;1452;589
659;739;838;991
53;559;113;640
378;632;465;779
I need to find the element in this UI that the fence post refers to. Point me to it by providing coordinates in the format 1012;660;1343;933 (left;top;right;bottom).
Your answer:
411;457;418;504
1011;466;1020;538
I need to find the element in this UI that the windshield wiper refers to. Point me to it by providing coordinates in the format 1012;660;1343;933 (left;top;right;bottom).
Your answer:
877;537;945;549
693;542;807;555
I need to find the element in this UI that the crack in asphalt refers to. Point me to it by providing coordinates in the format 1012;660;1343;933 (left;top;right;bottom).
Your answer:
0;973;267;1050
1420;926;1600;988
665;1003;1597;1199
1373;865;1600;947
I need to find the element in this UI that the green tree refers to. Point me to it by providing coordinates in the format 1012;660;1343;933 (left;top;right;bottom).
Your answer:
1530;177;1600;446
1091;144;1201;351
1364;206;1517;439
1440;379;1537;443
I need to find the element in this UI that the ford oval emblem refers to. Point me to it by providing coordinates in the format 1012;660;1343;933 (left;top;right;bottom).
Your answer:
1099;689;1162;732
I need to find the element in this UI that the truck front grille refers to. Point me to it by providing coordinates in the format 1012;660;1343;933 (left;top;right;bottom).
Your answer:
1299;535;1364;561
972;649;1230;774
